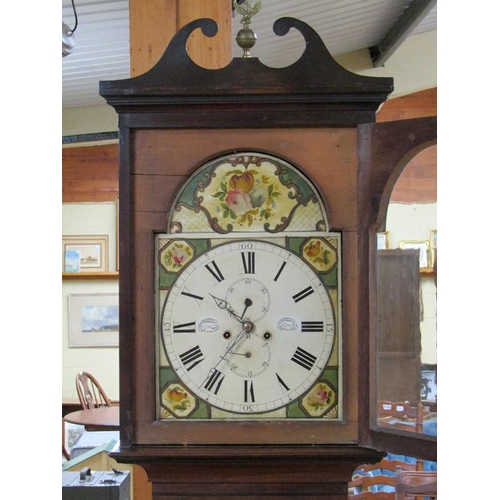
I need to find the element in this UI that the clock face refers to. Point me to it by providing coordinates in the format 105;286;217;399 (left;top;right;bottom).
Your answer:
160;239;336;414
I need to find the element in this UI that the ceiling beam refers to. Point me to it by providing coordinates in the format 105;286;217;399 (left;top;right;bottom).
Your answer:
369;0;436;67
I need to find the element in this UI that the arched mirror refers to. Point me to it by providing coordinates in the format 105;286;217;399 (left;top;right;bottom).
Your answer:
375;144;437;442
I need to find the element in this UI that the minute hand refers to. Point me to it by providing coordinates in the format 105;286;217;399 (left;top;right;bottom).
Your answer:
201;305;255;388
202;326;248;386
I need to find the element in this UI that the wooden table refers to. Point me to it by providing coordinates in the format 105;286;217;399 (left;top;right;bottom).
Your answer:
64;406;120;431
62;398;81;418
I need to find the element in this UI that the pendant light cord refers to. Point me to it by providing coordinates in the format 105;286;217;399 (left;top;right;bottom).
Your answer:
69;0;78;33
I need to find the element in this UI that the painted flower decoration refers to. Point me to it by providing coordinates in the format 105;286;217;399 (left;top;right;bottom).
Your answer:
306;240;321;257
168;387;188;402
162;243;193;270
229;172;254;192
166;386;191;411
212;169;281;227
172;246;189;265
305;240;330;265
306;383;334;411
249;184;268;208
226;189;253;214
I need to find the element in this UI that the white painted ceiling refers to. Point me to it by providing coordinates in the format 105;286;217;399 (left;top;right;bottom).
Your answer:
62;0;437;109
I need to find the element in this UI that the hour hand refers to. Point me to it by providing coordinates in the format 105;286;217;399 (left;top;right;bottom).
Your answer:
209;294;242;322
210;293;229;310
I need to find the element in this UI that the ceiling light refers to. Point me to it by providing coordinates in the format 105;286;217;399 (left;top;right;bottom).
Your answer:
62;0;78;57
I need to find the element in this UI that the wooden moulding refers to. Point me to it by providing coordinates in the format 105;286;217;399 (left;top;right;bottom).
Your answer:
110;444;386;499
100;17;393;127
62;272;119;280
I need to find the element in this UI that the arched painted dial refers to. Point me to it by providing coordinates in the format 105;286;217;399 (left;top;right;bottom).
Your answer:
161;240;335;414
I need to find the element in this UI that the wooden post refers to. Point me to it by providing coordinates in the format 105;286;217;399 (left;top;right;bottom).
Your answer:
129;0;232;76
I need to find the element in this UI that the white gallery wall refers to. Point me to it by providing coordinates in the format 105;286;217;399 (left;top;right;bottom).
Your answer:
62;202;119;400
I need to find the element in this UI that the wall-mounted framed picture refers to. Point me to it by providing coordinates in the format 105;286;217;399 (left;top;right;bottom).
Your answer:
68;293;119;347
421;364;437;402
399;240;430;268
429;229;437;267
377;231;389;250
62;235;109;273
115;197;119;271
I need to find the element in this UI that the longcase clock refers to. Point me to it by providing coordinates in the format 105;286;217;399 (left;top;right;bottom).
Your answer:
97;12;436;499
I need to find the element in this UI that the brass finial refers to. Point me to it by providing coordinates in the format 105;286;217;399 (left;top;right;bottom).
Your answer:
233;0;261;58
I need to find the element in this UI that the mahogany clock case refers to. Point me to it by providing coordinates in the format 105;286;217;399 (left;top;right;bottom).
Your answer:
99;18;436;495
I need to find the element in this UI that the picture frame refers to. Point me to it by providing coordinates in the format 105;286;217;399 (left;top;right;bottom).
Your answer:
429;229;437;267
115;196;119;271
62;235;109;273
399;239;430;268
377;231;389;250
420;364;437;402
68;293;119;347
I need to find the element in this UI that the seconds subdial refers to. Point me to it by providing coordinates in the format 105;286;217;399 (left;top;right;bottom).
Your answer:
225;335;271;379
224;277;271;323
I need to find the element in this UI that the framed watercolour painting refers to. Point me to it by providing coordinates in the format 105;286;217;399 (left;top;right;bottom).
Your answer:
377;231;389;250
429;230;437;267
421;364;437;402
115;197;119;271
399;240;430;268
62;235;108;273
68;293;119;347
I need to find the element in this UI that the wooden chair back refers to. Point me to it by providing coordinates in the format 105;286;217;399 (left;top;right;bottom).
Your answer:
395;466;437;499
76;371;112;409
349;458;417;499
377;400;424;432
376;400;437;474
377;400;436;437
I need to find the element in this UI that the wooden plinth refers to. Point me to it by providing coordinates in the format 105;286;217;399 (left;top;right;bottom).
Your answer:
111;445;385;499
